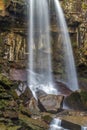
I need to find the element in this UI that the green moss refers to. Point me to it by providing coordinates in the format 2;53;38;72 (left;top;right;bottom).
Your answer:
9;90;19;100
0;74;18;91
42;115;52;124
0;99;9;110
0;92;12;99
66;90;87;110
0;124;20;130
19;114;48;130
65;91;82;109
7;126;21;130
0;124;6;130
0;74;12;88
80;91;87;103
82;3;87;10
79;77;87;82
19;105;31;117
0;85;6;92
69;92;81;101
3;0;8;5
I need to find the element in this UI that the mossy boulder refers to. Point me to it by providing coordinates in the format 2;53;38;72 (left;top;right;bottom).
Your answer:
0;74;13;89
19;104;32;117
0;74;18;90
19;114;48;130
80;90;87;106
41;115;52;124
10;90;19;100
64;90;87;110
0;100;11;110
3;110;18;120
58;110;87;128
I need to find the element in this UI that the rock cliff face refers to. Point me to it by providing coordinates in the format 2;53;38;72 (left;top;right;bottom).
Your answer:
2;31;27;61
0;0;27;65
51;0;87;79
0;0;86;84
61;0;87;66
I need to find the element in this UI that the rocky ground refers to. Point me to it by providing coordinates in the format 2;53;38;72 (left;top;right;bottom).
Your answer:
0;73;87;130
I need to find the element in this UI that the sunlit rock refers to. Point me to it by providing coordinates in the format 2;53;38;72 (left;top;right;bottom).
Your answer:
38;94;64;113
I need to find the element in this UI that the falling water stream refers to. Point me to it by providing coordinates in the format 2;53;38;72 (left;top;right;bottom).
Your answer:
49;0;79;129
28;0;58;99
49;118;62;130
49;118;70;130
81;126;87;130
28;0;79;99
54;0;79;91
49;119;87;130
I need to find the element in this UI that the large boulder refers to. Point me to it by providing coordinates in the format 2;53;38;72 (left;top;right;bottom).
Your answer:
61;119;81;130
49;117;81;130
38;94;64;113
64;90;87;110
26;97;40;116
57;110;87;129
55;81;72;96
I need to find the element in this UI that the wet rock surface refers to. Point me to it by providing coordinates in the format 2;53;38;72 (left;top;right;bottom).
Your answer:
61;119;81;130
9;68;27;81
57;110;87;128
38;94;64;113
0;74;87;129
55;81;72;96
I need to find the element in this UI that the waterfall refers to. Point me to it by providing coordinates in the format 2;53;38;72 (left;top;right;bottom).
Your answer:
54;0;79;91
27;0;79;99
27;0;58;99
49;118;62;130
49;118;69;130
81;126;87;130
